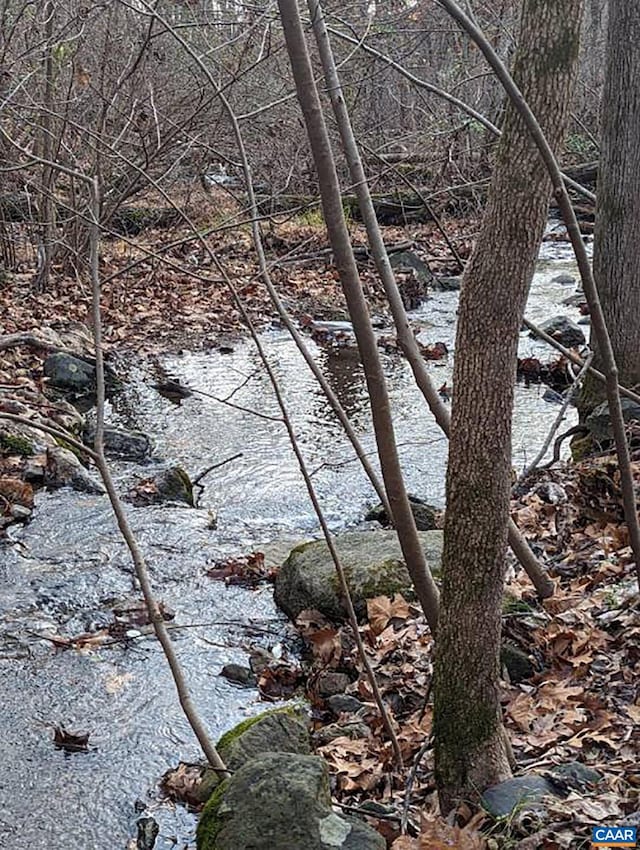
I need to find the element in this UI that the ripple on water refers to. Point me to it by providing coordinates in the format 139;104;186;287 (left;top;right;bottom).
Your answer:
0;245;586;848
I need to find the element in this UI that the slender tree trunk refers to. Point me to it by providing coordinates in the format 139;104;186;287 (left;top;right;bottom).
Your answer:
581;1;640;412
433;0;584;811
308;0;554;600
34;0;56;293
276;0;440;632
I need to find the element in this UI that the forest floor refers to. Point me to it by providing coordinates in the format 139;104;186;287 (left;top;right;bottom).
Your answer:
0;185;473;357
1;191;638;848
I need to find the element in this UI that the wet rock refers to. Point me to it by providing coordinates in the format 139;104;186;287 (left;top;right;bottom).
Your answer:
327;694;365;715
43;353;97;394
83;425;152;461
196;752;385;850
389;250;433;286
274;530;443;621
154;465;194;505
561;292;586;307
500;644;535;683
552;273;576;286
433;275;461;291
136;816;159;850
481;775;560;818
365;495;439;530
578;316;591;326
9;504;32;522
586;398;640;443
45;445;105;494
315;670;351;698
313;721;370;747
533;316;586;348
220;664;257;688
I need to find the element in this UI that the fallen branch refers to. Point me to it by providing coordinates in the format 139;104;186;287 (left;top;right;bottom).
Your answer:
192;453;243;487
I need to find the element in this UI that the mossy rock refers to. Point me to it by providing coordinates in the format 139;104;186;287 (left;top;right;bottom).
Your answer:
274;530;443;621
197;709;311;802
196;752;385;850
154;465;194;506
570;432;594;461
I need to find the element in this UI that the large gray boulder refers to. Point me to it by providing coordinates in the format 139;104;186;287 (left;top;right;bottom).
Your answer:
196;753;385;850
274;530;443;621
586;397;640;443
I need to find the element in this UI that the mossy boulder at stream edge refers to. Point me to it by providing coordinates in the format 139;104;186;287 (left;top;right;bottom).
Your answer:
196;753;385;850
274;530;443;621
196;709;311;802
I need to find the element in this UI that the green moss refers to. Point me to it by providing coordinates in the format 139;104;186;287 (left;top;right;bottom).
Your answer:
570;434;594;461
196;777;230;850
174;466;194;507
216;706;303;754
286;540;318;559
502;594;533;615
53;436;85;461
0;433;34;456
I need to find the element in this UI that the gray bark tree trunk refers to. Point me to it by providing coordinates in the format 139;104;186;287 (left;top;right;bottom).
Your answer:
581;1;640;411
433;0;584;811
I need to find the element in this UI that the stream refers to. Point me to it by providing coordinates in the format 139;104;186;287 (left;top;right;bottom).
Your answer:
0;232;588;849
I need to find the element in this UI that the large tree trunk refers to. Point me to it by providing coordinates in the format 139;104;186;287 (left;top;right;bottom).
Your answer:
581;1;640;412
433;0;584;812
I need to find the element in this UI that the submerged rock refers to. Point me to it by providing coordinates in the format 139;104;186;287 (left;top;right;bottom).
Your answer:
45;445;105;494
533;316;586;348
552;273;576;286
274;530;443;621
433;274;462;291
154;465;194;505
196;752;385;850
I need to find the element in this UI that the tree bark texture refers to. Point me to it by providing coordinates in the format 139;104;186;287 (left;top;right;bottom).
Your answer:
433;0;584;811
581;1;640;411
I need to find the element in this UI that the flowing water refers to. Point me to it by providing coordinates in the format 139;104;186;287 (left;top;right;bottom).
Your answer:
0;235;587;849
